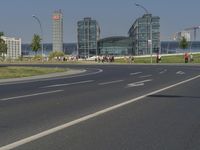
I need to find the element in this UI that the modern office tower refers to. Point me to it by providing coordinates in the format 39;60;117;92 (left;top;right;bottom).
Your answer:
128;14;160;55
52;9;63;52
2;36;21;59
77;17;100;58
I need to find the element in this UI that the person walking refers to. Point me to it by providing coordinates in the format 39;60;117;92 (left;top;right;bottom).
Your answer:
184;52;189;63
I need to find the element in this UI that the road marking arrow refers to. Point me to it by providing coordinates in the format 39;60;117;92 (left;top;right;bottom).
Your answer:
176;71;185;75
127;79;152;88
130;72;142;76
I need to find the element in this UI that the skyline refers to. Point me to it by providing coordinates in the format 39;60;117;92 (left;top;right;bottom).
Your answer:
0;0;200;43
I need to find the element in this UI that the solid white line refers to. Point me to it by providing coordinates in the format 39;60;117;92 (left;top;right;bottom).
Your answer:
1;74;200;150
139;75;152;78
42;80;94;88
0;90;64;101
98;80;124;85
130;72;142;76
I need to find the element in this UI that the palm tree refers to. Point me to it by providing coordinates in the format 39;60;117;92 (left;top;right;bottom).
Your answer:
31;34;41;55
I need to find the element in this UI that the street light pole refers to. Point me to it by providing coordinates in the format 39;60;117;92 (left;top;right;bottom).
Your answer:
32;15;44;62
135;3;152;63
135;3;149;14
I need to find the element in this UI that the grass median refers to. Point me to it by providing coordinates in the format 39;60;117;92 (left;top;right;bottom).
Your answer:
0;66;67;79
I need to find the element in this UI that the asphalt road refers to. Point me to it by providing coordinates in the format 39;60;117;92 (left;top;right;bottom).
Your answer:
0;64;200;150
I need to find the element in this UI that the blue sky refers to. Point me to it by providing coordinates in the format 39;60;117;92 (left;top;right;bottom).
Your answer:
0;0;200;43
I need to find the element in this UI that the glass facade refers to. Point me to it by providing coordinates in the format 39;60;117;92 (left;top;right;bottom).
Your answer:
129;14;160;55
98;36;132;56
161;41;200;54
52;9;63;52
22;43;77;56
77;17;100;58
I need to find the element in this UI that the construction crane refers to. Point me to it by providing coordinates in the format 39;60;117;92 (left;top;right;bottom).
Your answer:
184;26;200;41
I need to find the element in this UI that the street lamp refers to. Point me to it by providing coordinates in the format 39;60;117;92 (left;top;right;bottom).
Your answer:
32;15;44;62
135;3;153;63
135;3;149;14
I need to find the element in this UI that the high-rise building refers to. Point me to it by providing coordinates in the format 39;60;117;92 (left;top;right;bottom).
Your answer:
2;36;21;59
128;14;160;55
52;9;63;52
77;17;100;58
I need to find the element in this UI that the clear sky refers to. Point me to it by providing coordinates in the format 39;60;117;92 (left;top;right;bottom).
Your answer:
0;0;200;43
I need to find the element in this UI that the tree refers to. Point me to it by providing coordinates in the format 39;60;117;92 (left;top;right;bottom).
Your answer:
31;34;41;55
179;36;188;50
0;32;7;58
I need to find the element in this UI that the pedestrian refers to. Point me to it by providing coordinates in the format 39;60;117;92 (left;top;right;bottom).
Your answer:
190;53;193;62
184;53;189;63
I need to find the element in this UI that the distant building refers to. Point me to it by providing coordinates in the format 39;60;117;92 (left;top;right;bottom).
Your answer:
22;43;77;56
77;17;100;58
161;41;200;54
98;36;132;56
174;31;191;41
2;36;21;59
128;14;160;55
52;9;63;52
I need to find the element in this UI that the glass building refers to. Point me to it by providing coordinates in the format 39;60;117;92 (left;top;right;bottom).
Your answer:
161;41;200;54
128;14;160;55
52;9;63;52
98;36;132;56
22;43;77;56
77;17;100;58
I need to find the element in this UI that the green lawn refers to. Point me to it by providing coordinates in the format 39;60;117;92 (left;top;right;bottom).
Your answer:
0;66;67;79
115;54;200;64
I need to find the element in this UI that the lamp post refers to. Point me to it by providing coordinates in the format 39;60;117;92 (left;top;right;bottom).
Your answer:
135;3;152;63
135;3;149;14
32;15;44;62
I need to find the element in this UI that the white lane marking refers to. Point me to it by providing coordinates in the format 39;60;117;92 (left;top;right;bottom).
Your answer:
0;69;103;86
1;74;200;150
139;75;152;78
98;80;124;86
42;80;94;88
176;71;185;75
130;72;142;76
159;69;167;74
0;90;64;101
127;79;152;88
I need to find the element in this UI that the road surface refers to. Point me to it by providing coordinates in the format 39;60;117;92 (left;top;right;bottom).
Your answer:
0;64;200;150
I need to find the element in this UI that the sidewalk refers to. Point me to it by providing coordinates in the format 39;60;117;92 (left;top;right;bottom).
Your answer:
0;69;86;84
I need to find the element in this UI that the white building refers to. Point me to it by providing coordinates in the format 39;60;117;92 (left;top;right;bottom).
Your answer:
2;36;21;59
174;31;191;41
